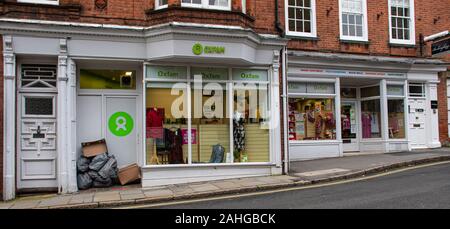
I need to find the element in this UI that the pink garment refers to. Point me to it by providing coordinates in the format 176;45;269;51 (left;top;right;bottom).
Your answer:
362;113;372;138
342;115;351;130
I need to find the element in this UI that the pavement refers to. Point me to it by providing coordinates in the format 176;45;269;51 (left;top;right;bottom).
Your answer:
1;148;450;209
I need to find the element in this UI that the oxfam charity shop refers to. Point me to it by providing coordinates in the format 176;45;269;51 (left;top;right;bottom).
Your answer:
144;65;273;168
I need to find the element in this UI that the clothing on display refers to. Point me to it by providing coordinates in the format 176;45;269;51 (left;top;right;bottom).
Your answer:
233;112;245;153
370;112;380;134
156;128;184;164
362;113;372;138
146;108;164;139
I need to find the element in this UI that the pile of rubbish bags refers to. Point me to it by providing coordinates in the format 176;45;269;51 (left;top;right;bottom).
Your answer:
77;153;119;190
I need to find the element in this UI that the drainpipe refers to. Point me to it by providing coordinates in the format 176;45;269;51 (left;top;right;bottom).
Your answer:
275;0;285;36
282;47;289;175
275;0;288;174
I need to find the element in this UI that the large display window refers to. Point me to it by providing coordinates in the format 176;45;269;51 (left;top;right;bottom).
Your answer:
288;82;337;141
387;85;406;139
144;66;271;166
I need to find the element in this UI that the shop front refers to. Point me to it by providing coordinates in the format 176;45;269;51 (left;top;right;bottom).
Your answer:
287;51;445;161
1;20;286;200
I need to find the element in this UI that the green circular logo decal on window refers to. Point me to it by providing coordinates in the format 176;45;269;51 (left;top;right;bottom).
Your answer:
192;43;203;55
108;112;134;137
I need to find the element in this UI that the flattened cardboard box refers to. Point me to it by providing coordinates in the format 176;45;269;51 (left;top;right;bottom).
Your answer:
118;163;141;185
82;139;108;158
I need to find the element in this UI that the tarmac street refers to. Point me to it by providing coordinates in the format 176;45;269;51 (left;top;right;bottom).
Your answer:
148;163;450;209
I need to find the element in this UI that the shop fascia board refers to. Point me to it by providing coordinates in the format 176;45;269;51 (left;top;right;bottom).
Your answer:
287;51;445;73
0;19;287;48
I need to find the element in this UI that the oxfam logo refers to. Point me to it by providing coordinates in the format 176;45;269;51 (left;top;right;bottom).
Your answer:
108;112;134;137
192;43;203;55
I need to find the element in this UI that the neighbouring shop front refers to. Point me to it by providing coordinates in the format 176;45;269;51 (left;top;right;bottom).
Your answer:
287;51;446;161
1;20;286;200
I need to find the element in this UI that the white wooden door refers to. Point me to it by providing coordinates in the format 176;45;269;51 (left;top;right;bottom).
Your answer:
17;94;58;189
408;99;427;149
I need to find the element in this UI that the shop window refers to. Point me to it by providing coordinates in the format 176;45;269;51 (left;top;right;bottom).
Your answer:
387;85;405;96
233;83;270;162
191;83;231;164
21;65;57;88
288;98;336;141
340;0;368;41
361;100;382;139
389;0;415;45
145;66;271;166
286;0;317;37
341;88;357;99
360;85;380;98
80;69;136;90
409;83;425;97
388;100;406;139
146;83;189;165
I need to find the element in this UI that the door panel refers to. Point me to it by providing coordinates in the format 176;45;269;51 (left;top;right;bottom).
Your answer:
409;99;427;148
106;97;137;167
76;95;103;155
18;94;57;189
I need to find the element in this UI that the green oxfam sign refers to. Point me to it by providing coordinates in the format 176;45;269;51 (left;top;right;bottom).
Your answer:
108;112;134;137
192;43;226;55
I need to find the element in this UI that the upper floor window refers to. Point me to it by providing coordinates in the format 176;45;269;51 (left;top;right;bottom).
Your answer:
155;0;168;10
181;0;231;11
339;0;368;41
17;0;58;5
389;0;416;45
285;0;317;38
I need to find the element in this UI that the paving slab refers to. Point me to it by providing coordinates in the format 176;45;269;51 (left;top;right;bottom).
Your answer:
37;196;72;208
10;200;41;209
93;191;121;202
143;188;174;199
189;183;220;193
0;201;14;209
68;193;95;204
169;185;195;196
121;193;145;200
211;181;242;190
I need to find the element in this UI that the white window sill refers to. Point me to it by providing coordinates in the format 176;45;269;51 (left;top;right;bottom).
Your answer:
181;4;231;11
389;39;416;46
17;0;59;5
340;36;369;43
155;5;168;10
285;31;318;40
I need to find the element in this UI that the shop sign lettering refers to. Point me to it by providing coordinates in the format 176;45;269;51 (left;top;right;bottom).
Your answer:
147;66;187;80
232;69;268;82
193;43;226;55
191;67;228;80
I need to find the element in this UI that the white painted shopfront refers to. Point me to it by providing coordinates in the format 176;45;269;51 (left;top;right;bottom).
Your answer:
287;51;446;161
1;19;286;200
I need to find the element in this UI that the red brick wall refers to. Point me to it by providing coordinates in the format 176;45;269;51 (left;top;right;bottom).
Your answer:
0;0;281;34
0;34;3;200
283;0;450;58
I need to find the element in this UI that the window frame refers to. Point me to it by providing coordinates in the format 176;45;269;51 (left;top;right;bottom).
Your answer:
181;0;232;11
386;83;407;140
339;0;369;42
155;0;168;10
388;0;416;45
143;64;273;168
17;0;59;5
285;0;317;38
